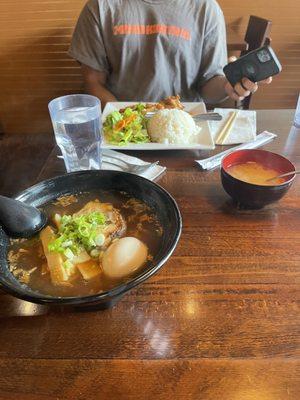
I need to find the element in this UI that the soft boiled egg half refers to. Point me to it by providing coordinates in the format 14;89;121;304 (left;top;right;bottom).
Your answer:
102;237;148;279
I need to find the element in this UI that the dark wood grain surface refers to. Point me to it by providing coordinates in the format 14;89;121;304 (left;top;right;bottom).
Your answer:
0;110;299;399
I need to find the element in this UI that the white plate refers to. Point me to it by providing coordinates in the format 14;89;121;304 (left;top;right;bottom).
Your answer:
102;102;215;150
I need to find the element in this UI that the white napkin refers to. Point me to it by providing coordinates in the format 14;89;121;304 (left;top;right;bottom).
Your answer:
195;131;277;170
210;108;256;145
102;149;166;181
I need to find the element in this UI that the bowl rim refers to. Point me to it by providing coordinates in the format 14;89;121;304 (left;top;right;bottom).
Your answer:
221;149;296;188
0;170;182;305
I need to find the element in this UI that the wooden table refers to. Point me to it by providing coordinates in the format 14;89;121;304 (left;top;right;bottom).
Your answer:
0;110;299;399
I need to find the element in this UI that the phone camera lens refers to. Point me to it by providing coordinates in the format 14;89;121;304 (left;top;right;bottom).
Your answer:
257;50;271;63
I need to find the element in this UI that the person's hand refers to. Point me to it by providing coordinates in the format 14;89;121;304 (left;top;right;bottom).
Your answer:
224;76;272;102
224;55;272;101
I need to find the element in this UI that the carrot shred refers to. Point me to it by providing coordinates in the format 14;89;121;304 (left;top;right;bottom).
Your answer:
115;114;137;132
115;120;125;131
124;114;136;125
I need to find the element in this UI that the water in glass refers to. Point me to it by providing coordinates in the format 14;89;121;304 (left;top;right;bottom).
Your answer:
49;95;102;172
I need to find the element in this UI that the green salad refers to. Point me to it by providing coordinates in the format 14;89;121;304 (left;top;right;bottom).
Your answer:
103;104;150;146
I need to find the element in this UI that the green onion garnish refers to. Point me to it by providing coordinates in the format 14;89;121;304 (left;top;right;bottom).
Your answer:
48;211;106;255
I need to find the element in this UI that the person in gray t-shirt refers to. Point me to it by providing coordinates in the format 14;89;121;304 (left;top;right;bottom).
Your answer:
69;0;272;107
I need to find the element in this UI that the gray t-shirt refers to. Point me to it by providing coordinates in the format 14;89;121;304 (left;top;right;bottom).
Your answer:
69;0;227;102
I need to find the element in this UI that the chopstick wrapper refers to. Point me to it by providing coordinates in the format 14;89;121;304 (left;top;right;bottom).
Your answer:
195;131;277;171
211;108;256;145
102;150;166;181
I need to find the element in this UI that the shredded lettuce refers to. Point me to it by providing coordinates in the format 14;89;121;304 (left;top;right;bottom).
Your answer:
103;104;150;146
48;212;106;255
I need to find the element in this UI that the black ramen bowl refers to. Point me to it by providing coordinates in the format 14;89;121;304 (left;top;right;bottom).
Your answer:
0;171;182;309
221;149;296;209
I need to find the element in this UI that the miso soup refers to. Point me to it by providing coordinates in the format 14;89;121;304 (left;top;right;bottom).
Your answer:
227;161;285;186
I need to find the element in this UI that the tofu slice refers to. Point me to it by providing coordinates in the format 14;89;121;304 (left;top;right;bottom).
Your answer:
74;200;126;247
40;226;70;286
63;261;80;282
76;259;102;280
72;250;91;264
73;200;112;216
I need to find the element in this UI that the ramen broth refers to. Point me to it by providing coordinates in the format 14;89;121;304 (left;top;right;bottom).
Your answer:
227;161;285;186
8;191;162;297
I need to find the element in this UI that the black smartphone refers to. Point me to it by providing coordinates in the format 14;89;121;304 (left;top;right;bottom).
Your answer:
223;45;282;86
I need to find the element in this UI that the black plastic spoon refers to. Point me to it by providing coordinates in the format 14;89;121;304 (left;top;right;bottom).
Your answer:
0;195;47;238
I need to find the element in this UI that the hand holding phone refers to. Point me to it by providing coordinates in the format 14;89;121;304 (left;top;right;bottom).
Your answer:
223;45;281;101
223;45;282;87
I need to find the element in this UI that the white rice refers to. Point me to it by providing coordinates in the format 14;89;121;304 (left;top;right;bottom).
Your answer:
147;109;201;145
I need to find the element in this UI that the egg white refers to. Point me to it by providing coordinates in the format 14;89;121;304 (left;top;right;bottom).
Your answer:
102;237;148;279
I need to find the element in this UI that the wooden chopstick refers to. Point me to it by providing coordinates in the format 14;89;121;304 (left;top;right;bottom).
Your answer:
216;111;238;145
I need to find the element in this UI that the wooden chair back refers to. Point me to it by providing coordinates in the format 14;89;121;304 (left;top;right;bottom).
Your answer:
243;15;272;54
239;15;272;109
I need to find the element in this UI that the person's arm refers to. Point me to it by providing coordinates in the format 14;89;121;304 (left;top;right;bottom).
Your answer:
197;3;272;104
68;0;115;108
81;64;117;109
201;74;273;104
200;75;228;103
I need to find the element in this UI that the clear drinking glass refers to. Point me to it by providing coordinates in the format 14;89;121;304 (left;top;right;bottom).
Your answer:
48;94;102;172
